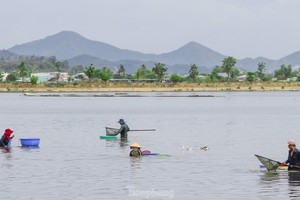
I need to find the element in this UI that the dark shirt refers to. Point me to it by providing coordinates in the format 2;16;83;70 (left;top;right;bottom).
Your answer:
118;124;129;138
0;135;10;147
285;148;300;170
129;149;142;157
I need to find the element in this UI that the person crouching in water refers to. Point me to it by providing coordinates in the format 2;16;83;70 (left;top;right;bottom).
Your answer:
117;119;130;139
283;140;300;170
129;142;142;157
0;128;14;147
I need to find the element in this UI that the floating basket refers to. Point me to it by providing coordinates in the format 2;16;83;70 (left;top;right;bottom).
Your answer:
20;138;40;147
99;136;117;140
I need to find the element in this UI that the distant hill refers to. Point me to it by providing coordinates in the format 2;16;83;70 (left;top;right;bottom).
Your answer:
8;31;226;68
0;50;17;59
237;52;300;72
156;42;226;66
236;57;275;72
68;54;115;67
7;31;300;73
8;31;156;61
276;50;300;69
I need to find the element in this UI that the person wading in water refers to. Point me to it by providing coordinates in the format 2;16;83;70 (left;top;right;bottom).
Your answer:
129;142;142;157
0;128;14;147
117;119;130;139
283;140;300;170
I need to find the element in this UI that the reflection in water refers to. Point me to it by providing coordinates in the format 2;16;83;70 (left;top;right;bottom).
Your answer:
2;147;11;153
104;138;130;149
19;146;40;152
130;157;142;185
105;139;119;148
258;171;300;199
0;147;13;168
259;171;280;182
289;172;300;199
120;138;129;149
289;171;300;184
257;171;287;198
1;147;12;159
2;92;300;199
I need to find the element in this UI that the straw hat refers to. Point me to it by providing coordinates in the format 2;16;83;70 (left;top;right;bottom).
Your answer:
130;142;141;148
288;140;296;145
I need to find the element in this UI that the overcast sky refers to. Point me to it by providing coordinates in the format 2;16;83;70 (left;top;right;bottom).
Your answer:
1;0;299;59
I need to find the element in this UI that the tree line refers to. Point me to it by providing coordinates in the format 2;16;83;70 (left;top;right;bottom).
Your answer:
0;55;299;84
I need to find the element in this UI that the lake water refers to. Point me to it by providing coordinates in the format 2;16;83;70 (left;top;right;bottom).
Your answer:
1;91;300;199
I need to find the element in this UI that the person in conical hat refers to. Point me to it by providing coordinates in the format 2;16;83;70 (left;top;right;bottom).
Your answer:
117;119;130;139
283;140;300;170
0;128;14;147
129;142;142;157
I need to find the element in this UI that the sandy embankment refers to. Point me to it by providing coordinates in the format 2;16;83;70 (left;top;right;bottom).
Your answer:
0;82;299;93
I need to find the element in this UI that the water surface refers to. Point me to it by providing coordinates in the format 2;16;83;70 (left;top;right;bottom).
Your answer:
1;92;300;199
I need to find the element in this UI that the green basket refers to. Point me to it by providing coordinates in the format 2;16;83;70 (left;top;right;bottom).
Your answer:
99;136;117;140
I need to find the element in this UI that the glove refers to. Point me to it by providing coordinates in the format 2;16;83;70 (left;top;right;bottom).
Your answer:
279;163;288;166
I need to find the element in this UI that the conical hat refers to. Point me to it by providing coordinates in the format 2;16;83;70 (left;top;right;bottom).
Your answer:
130;142;141;148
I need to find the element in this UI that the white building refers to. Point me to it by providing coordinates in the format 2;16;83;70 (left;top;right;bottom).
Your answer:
31;72;69;83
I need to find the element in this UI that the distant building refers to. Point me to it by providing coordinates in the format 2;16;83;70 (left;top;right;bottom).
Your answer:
47;72;69;82
2;72;9;82
217;73;228;78
72;73;88;81
237;75;247;82
31;72;69;83
31;73;53;83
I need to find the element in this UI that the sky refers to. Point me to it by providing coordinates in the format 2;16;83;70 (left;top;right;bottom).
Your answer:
0;0;300;59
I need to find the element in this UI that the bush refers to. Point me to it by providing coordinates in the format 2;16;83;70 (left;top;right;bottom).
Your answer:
30;75;39;85
170;74;184;83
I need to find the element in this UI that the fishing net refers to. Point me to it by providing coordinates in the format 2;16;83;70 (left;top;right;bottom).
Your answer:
105;127;119;136
255;154;280;171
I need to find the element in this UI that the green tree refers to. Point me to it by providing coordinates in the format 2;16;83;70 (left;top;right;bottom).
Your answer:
259;73;273;82
135;69;142;80
274;64;292;80
246;72;256;83
84;64;96;81
221;56;237;81
6;72;19;82
0;71;4;82
152;62;168;82
135;65;146;79
230;67;240;80
189;64;199;81
30;75;39;85
170;74;185;83
135;65;156;79
18;61;30;82
98;67;113;82
257;62;266;81
209;66;225;82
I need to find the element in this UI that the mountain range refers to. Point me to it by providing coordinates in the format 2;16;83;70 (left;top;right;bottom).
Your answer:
3;31;300;74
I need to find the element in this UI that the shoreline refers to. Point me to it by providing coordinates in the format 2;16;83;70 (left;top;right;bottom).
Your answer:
0;82;300;93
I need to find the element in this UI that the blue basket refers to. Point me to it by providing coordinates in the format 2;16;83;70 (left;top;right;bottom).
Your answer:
20;138;40;147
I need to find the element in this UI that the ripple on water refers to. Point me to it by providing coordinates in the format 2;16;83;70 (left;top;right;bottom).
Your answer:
1;92;300;199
